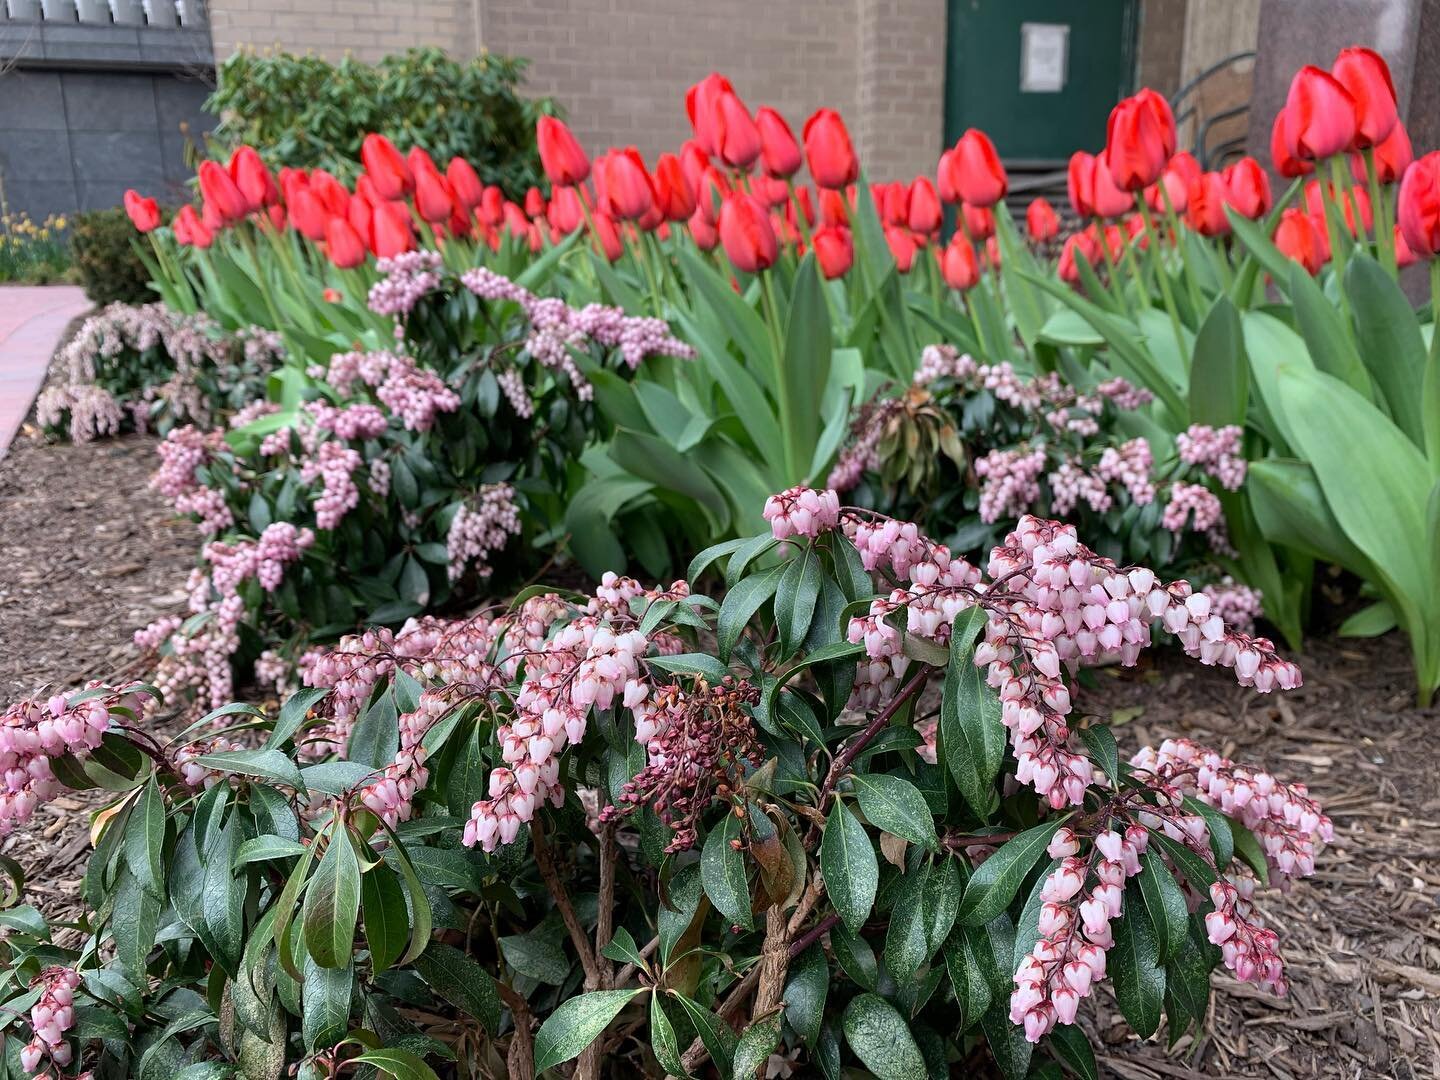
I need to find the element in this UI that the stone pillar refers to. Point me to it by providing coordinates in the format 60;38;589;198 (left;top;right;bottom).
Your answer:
853;0;947;182
1246;0;1432;160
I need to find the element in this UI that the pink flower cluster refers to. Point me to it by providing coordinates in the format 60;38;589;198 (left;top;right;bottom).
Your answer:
763;485;841;540
446;483;522;582
1095;437;1156;506
1162;481;1224;535
1046;459;1112;517
326;350;460;432
1009;826;1147;1041
1177;423;1247;491
975;445;1047;523
1202;577;1264;634
175;735;248;788
1094;377;1155;411
152;426;233;534
368;250;445;320
0;689;119;835
299;441;363;529
20;967;81;1074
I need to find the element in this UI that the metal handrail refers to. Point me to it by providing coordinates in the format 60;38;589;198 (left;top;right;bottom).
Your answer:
1169;50;1257;170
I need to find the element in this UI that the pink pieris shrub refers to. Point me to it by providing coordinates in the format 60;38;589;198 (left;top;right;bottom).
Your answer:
0;486;1326;1079
831;343;1255;588
34;302;284;442
136;256;693;707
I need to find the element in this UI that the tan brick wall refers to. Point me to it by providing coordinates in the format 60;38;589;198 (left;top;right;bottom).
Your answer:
202;0;951;181
853;0;946;182
207;0;479;65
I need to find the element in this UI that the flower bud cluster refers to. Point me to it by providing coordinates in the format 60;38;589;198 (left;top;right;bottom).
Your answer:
1162;481;1224;534
20;967;82;1074
367;251;445;319
1201;577;1264;634
763;485;841;540
1177;423;1247;491
1010;826;1148;1041
975;445;1047;523
174;735;248;788
327;350;460;433
1095;438;1156;506
299;441;363;529
0;687;140;835
446;484;522;582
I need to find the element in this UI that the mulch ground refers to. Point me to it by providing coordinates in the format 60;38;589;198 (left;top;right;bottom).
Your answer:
1;430;1436;1078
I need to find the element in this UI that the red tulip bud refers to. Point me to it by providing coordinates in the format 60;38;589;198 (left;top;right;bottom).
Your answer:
941;233;979;290
685;73;737;157
361;133;413;200
1186;172;1232;237
1397;151;1440;259
950;128;1008;208
907;176;943;235
446;157;485;211
591;210;623;262
173;204;212;249
525;187;547;219
372;199;414;257
198;160;248;225
414;168;455;224
548;186;585;234
1025;197;1059;242
884;225;917;273
123;189;160;233
1283;66;1357;161
756;106;802;178
1222;157;1272;218
229;146;277;211
654;153;696;221
290;188;329;241
961;202;995;241
1352;120;1413;185
803;108;859;190
812;224;853;279
712;91;761;170
602;147;656;222
719;193;778;273
479;186;505;227
325;216;367;268
1331;46;1398;149
310;169;350;216
536;116;591;187
1273;207;1326;274
1105;94;1169;191
688;206;719;250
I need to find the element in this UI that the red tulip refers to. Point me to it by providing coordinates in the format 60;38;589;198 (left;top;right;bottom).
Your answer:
1222;157;1272;218
279;167;307;205
880;182;908;228
961;202;995;241
1394;223;1418;268
372;200;414;257
536;116;591;187
1273;207;1326;273
941;233;979;290
819;188;848;227
325;216;367;268
229;146;277;211
446;157;484;210
719;193;778;273
1105;94;1169;191
695;166;731;226
1146;150;1200;213
907;176;943;235
1352;120;1413;184
361;133;413;200
1398;151;1440;259
202;199;224;233
685;73;737;157
414;168;455;225
679;139;710;192
173;205;212;249
548;186;585;234
347;193;374;249
1089;154;1134;218
812;224;853;279
1067;152;1097;217
1269;109;1313;178
479;186;505;227
1283;66;1356;161
1025;197;1059;242
803;109;859;190
652;153;694;221
1186;172;1232;237
710;91;762;170
1058;231;1098;287
525;187;546;219
950;129;1008;208
885;226;917;273
198;160;248;224
792;185;815;227
1135;88;1178;158
936;148;960;204
755;106;801;179
290;188;328;241
688;206;719;250
502;201;531;239
1331;46;1397;149
984;235;1001;270
123;189;160;233
753;174;791;209
591;211;624;262
310;170;349;216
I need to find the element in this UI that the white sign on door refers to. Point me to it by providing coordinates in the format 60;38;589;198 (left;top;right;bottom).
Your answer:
1020;22;1069;93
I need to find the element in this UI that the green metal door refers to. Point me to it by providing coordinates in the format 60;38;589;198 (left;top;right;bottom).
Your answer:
944;0;1139;165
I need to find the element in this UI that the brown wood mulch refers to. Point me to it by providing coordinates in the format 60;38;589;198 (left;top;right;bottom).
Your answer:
1;432;1436;1078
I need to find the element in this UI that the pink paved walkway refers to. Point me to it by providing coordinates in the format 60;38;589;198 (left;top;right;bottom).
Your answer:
0;286;92;459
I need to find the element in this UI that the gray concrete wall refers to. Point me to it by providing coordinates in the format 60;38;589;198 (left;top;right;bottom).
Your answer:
0;18;215;220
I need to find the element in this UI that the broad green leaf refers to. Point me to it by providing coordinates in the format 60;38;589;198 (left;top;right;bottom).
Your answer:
1076;725;1119;788
842;993;926;1080
1227;819;1271;887
939;606;1005;815
268;686;329;749
784;942;828;1048
600;926;648;970
650;993;690;1078
1338;600;1398;638
612;427;731;529
301;954;352;1052
701;813;754;931
716;564;783;662
361;863;408;974
1112;885;1166;1038
829;920;878;991
192;748;306;794
732;1012;783;1080
657;862;705;965
125;777;166;896
777;255;833;478
1189;295;1248;427
348;691;399;771
820;800;878;933
1048;1023;1099;1080
1163;921;1214;1041
670;992;737;1080
1137;853;1189;963
234;835;309;868
1289;261;1371;398
958;818;1066;926
774;545;822;658
851;773;937;850
499;929;570;985
1347;253;1428;447
941;925;992;1031
885;857;933;985
413;941;501;1035
532;988;646;1072
1146;830;1217;894
351;1048;440;1080
302;828;362;969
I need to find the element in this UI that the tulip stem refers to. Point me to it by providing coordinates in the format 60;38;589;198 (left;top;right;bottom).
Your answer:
786;181;814;250
1321;158;1356;335
1363;148;1396;276
1136;199;1188;356
1159;183;1206;317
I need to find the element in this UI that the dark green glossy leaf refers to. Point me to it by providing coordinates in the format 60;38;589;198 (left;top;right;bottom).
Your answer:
820;800;878;933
